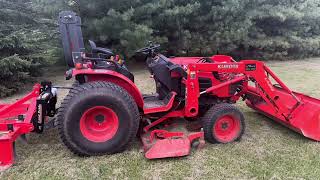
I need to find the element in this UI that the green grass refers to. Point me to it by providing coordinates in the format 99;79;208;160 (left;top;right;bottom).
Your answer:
1;59;320;179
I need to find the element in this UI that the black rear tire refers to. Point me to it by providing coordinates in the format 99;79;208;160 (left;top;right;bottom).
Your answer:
202;103;245;144
57;81;140;156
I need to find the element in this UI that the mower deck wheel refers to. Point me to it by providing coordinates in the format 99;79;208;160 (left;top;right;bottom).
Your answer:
202;103;245;144
57;81;140;156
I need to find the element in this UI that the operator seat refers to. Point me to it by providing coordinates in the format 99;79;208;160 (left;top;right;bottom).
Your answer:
58;11;135;82
89;40;114;58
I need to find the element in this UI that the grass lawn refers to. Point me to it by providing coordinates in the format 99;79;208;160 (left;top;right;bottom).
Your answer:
1;58;320;179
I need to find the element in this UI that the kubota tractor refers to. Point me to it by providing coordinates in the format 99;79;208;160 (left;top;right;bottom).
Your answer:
56;11;247;159
1;11;320;170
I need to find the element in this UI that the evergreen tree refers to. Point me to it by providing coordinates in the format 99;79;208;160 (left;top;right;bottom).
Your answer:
0;0;56;96
1;0;320;96
63;0;320;59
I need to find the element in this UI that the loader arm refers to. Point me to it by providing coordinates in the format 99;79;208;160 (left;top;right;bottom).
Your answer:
186;60;300;119
186;60;320;141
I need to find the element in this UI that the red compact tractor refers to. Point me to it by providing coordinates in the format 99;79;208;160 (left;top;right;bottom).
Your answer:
1;11;320;170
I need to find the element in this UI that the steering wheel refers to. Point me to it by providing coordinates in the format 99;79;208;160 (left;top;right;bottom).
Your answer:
135;42;161;69
135;42;160;55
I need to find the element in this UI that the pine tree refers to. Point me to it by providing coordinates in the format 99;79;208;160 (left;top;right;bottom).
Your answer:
0;0;56;96
1;0;320;96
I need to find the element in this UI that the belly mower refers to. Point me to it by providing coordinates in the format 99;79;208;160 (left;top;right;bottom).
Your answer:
1;11;320;170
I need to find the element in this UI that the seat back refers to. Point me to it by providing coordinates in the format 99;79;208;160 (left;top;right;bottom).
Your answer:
58;11;85;67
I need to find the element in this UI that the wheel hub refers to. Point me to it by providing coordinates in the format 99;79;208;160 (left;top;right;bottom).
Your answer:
221;122;229;130
213;115;241;143
95;114;105;123
79;106;119;142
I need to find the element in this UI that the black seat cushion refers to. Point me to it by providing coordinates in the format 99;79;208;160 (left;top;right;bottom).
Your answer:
89;40;114;57
93;47;114;57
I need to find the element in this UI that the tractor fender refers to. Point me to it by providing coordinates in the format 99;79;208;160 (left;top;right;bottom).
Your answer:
72;69;144;109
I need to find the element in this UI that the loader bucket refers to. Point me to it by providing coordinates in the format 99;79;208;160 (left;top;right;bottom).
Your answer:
246;87;320;141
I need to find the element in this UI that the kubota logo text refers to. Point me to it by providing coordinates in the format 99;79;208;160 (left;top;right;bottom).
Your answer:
218;64;239;69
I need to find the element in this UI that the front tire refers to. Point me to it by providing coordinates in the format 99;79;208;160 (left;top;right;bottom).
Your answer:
57;81;140;156
202;103;245;144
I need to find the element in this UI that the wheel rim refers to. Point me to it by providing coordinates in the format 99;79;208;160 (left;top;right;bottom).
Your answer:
213;115;241;143
80;106;119;142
